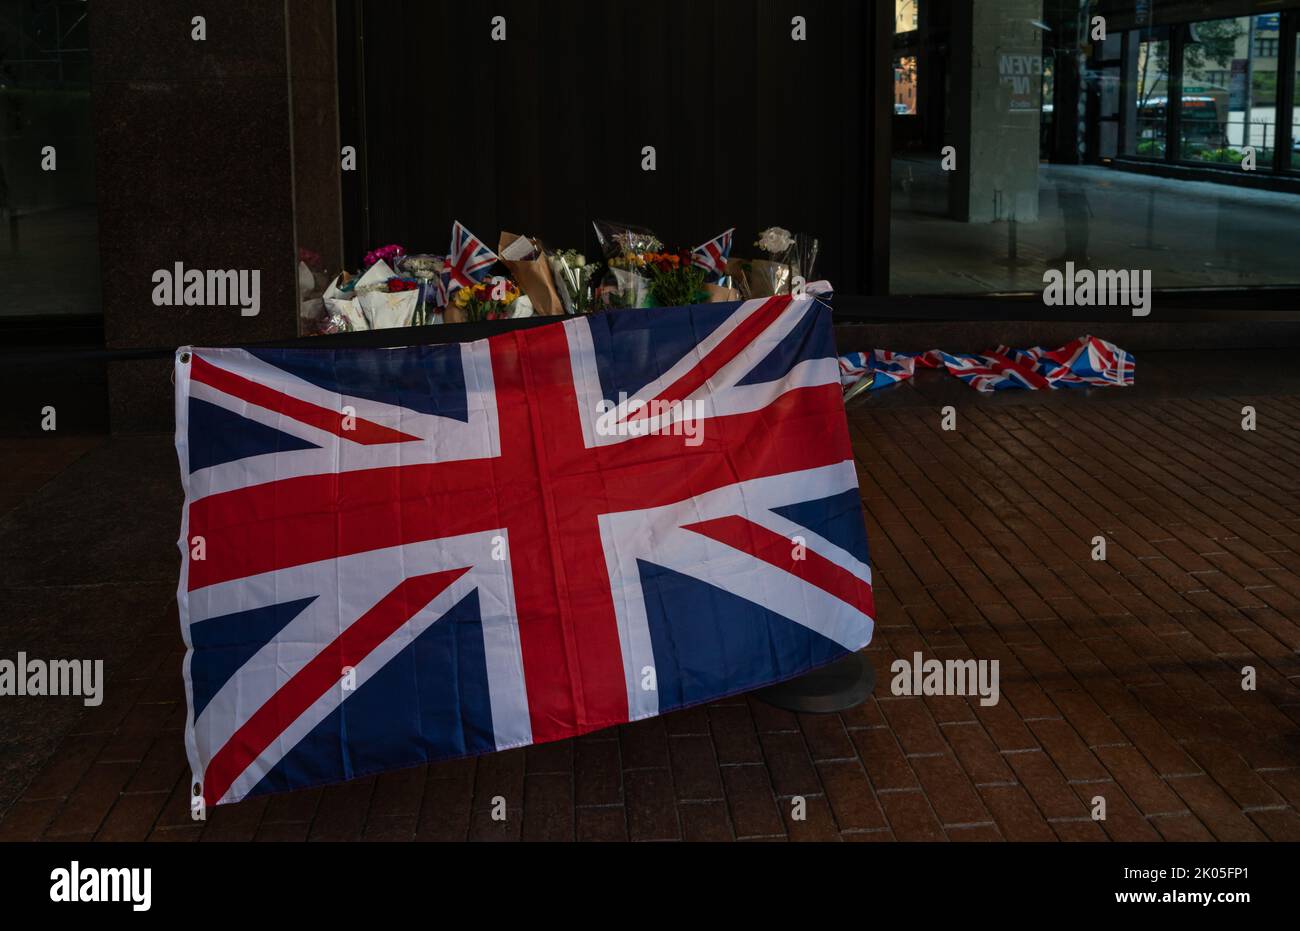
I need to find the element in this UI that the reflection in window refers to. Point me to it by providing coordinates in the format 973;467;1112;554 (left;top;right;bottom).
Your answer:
894;55;917;115
889;3;1300;295
1254;37;1278;58
1181;16;1281;166
0;0;99;317
1294;34;1300;170
1129;35;1169;158
895;0;918;35
1181;18;1244;162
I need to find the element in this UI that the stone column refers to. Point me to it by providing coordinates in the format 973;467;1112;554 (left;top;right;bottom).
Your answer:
948;0;1044;223
90;1;341;432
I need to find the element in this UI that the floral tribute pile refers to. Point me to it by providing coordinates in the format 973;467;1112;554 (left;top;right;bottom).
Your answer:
298;220;821;335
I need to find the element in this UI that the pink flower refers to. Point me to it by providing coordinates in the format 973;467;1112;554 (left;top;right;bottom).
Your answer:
363;244;406;269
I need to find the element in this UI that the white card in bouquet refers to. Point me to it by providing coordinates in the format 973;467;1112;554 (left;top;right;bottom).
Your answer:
500;234;538;262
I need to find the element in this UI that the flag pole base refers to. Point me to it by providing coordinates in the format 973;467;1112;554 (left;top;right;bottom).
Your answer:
754;653;874;713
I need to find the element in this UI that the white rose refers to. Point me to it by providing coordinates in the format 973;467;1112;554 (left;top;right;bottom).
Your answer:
756;226;795;254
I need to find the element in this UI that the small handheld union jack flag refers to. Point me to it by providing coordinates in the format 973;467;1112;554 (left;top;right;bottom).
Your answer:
691;228;734;281
444;220;498;293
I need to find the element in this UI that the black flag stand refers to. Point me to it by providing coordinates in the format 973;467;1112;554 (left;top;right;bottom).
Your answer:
755;653;875;713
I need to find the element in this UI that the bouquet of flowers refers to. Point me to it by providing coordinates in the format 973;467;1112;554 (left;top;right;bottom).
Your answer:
396;253;446;325
499;232;565;315
593;219;662;309
363;243;406;270
735;226;820;298
323;267;368;332
447;277;524;323
547;248;601;314
643;250;708;307
352;259;421;329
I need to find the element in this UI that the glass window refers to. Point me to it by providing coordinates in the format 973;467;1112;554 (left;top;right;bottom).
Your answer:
894;55;917;115
888;2;1300;295
1127;32;1170;158
1181;17;1245;163
895;0;918;35
1293;33;1300;170
1181;15;1280;167
0;0;99;317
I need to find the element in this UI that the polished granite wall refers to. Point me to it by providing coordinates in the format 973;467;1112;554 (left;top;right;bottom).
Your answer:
289;0;345;279
91;1;340;432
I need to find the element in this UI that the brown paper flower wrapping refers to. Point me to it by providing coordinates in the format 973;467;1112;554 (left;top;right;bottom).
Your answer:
499;231;565;315
727;258;791;298
704;284;740;303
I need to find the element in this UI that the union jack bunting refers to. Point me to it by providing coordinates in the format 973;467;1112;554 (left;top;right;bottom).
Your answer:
837;351;868;386
690;227;735;281
174;289;875;805
837;337;1133;394
444;220;498;292
838;349;940;389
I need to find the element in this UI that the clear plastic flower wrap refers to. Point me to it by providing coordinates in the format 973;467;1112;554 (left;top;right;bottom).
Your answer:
792;233;820;283
592;219;662;309
743;226;820;297
592;219;663;259
547;249;601;314
312;309;353;335
396;253;446;325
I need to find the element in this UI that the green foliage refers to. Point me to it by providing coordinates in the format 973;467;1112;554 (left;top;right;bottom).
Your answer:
1185;19;1244;71
648;264;707;308
1194;146;1244;164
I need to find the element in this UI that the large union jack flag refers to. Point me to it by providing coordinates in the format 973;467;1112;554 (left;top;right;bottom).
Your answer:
174;293;875;806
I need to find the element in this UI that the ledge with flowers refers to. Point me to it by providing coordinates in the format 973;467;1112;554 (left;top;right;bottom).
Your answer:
297;220;822;336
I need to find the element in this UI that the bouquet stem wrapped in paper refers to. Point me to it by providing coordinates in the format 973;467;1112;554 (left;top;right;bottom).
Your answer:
499;232;564;315
323;270;369;331
704;283;741;303
354;259;419;329
727;257;790;299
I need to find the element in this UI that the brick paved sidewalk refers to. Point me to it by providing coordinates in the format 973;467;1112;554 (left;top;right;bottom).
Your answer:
1;387;1298;841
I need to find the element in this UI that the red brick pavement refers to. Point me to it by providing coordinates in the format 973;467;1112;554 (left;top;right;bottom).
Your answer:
2;394;1299;841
